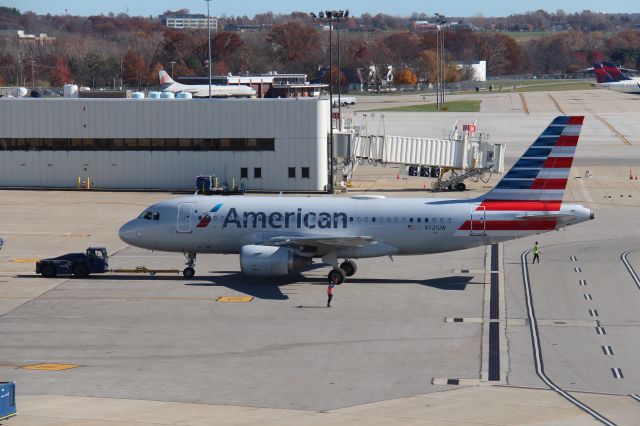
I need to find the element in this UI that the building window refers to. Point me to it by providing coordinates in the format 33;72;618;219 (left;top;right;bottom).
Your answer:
254;167;262;179
301;167;310;178
0;138;275;152
240;167;248;179
288;167;296;178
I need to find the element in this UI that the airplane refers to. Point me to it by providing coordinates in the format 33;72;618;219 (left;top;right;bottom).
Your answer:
592;62;640;94
159;70;256;98
119;116;594;283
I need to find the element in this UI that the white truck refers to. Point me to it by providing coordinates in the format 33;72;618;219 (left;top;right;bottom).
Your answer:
332;96;357;107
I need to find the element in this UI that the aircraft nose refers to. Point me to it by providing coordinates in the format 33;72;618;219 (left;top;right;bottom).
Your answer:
119;220;140;246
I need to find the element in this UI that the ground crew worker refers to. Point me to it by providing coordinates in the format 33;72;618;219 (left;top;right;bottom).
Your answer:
327;280;336;307
533;242;541;264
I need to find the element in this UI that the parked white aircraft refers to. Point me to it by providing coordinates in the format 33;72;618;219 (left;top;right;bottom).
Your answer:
159;70;256;98
119;116;593;283
593;62;640;94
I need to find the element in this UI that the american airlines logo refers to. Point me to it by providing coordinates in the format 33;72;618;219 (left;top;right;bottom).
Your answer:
223;207;348;229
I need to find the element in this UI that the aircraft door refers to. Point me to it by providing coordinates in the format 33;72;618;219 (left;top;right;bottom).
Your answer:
470;205;486;236
177;203;194;233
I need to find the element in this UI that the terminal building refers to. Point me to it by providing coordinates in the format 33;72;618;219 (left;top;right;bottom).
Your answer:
0;98;330;191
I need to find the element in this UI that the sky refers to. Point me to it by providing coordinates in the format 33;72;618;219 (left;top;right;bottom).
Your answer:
4;0;640;18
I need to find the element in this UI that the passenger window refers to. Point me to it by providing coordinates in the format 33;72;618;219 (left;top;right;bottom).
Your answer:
402;217;406;223
364;217;369;223
417;218;421;223
387;217;391;223
356;217;362;223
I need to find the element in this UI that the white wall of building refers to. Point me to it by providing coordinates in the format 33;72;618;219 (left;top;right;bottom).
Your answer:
457;60;487;82
0;98;330;191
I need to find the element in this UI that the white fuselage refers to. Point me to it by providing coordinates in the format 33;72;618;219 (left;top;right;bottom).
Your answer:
597;79;640;94
119;195;592;258
162;82;256;98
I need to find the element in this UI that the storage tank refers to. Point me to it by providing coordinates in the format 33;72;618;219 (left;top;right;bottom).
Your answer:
160;91;175;99
63;84;79;98
131;92;145;99
148;91;161;99
177;92;193;99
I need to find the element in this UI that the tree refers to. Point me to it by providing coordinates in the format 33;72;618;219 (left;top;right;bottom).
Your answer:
50;56;71;86
123;50;147;88
416;49;437;83
267;22;319;66
394;68;417;85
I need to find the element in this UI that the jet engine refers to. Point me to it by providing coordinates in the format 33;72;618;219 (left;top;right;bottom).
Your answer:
240;245;313;277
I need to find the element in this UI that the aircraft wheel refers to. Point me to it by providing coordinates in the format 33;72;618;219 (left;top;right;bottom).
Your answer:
328;268;346;285
340;260;357;277
41;264;57;278
183;267;195;278
455;182;466;191
72;262;89;278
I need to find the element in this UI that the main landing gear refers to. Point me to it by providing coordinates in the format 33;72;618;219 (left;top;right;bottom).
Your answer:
327;259;357;285
183;252;196;278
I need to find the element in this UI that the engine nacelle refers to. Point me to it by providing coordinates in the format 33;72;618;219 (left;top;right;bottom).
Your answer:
240;245;313;277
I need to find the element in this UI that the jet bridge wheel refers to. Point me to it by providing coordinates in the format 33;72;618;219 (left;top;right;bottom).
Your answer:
455;182;466;191
340;260;357;277
183;267;195;278
328;268;347;285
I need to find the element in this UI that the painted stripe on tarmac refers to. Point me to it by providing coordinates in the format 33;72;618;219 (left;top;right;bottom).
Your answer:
520;250;616;426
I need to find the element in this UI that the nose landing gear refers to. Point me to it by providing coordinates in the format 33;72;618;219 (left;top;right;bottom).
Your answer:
183;252;196;278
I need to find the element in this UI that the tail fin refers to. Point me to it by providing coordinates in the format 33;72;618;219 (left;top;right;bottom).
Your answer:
480;116;584;211
159;70;175;87
602;61;631;81
593;63;614;83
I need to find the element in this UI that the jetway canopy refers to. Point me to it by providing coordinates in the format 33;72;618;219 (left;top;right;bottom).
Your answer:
344;131;505;173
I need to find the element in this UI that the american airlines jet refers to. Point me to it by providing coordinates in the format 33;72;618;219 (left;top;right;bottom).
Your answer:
159;70;256;98
119;116;593;283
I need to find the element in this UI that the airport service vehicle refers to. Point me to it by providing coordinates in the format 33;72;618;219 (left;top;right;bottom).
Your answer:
332;96;357;107
159;71;256;98
0;381;16;422
119;116;593;283
0;237;4;251
593;62;640;94
36;247;109;278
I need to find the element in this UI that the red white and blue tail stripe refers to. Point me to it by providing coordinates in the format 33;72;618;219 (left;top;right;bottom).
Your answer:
456;116;584;235
479;116;583;211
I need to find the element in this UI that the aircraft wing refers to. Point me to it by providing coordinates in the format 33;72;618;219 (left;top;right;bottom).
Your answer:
265;235;376;249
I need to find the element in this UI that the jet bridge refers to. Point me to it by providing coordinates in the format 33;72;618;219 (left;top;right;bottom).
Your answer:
335;119;505;191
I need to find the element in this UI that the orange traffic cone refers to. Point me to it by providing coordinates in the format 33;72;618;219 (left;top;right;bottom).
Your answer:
631;168;634;180
635;175;638;180
396;173;400;180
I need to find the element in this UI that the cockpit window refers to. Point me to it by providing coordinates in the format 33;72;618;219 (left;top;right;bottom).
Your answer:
138;211;160;220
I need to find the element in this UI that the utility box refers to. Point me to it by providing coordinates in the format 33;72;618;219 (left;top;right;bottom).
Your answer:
0;382;16;421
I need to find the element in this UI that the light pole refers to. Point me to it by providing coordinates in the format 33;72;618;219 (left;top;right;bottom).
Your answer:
310;10;349;192
205;0;212;98
170;61;176;79
435;13;447;108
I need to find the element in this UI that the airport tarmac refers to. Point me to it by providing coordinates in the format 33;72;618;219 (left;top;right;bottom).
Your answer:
2;89;640;425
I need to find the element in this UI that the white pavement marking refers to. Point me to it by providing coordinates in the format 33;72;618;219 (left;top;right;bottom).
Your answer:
621;251;640;291
575;267;583;273
589;309;599;317
584;293;592;301
612;368;624;379
579;279;587;286
520;250;616;426
630;394;640;404
570;256;577;262
596;327;607;335
602;346;614;356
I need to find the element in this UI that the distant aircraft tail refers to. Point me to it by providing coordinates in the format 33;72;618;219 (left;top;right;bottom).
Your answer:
480;116;584;211
159;70;176;88
593;63;614;83
602;61;632;81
